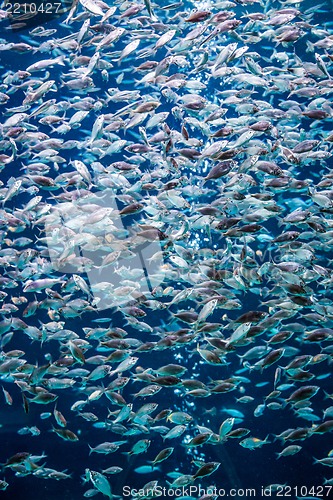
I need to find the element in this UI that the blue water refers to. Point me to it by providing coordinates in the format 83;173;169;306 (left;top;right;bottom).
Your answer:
0;0;333;499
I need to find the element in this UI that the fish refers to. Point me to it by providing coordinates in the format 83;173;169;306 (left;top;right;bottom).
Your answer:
240;436;270;450
219;417;235;441
0;0;332;496
276;445;302;459
150;447;174;469
85;469;112;499
125;439;151;456
52;427;79;442
192;461;221;480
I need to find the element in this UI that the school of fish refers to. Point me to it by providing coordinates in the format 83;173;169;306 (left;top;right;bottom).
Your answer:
0;0;333;498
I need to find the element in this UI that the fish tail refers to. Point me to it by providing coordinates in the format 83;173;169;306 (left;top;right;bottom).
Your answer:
306;40;314;52
56;55;66;66
276;217;285;228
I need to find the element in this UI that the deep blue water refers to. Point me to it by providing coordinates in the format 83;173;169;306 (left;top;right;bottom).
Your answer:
0;0;333;499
